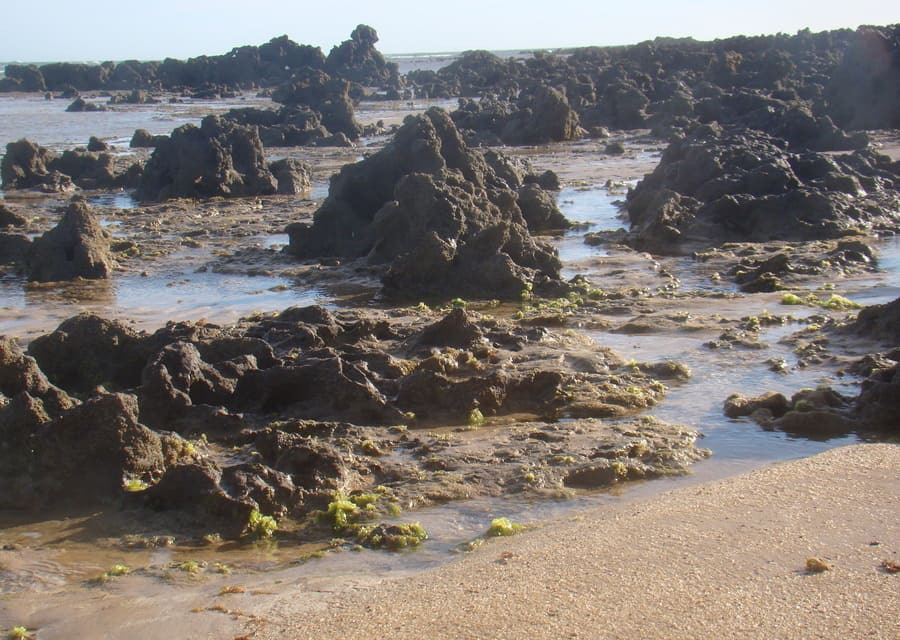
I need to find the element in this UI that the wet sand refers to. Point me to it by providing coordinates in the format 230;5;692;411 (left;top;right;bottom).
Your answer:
259;443;899;640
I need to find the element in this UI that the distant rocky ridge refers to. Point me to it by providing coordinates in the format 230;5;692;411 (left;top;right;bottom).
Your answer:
0;25;399;94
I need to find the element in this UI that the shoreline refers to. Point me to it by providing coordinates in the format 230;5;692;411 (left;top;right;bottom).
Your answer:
258;443;899;640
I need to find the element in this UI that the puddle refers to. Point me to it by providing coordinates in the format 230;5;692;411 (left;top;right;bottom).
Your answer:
88;191;139;209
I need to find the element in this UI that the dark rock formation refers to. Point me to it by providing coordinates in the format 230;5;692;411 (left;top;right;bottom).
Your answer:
87;136;110;152
269;158;312;195
0;64;46;91
33;392;166;501
223;105;326;147
26;199;113;281
287;107;566;299
49;148;118;189
28;314;151;392
626;126;900;253
65;97;108;112
825;25;900;130
0;139;74;192
325;24;399;87
271;69;361;140
129;129;168;148
847;296;900;345
453;86;583;145
108;89;158;105
0;203;27;227
136;115;277;201
0;232;31;265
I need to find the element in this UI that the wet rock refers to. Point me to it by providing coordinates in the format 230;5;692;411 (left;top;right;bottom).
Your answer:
65;97;108;112
0;232;31;264
26;199;114;282
139;341;243;431
230;355;401;424
129;129;167;148
723;391;791;419
0;203;28;228
516;183;570;232
847;297;900;345
108;89;158;105
0;139;73;192
49;148;118;189
408;308;486;353
220;462;300;519
0;335;74;416
626;127;900;254
86;136;110;152
27;314;151;393
136;115;277;201
144;461;255;536
269;158;312;195
254;428;348;491
288;107;565;300
34;393;165;502
854;361;900;433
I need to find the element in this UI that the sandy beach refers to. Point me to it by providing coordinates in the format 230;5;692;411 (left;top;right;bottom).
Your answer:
259;443;899;640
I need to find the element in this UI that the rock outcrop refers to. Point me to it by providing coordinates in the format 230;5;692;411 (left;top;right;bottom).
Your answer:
26;199;113;281
625;126;900;253
287;107;567;299
136;115;277;201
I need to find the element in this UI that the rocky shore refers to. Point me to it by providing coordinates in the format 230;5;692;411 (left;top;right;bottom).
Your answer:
0;20;899;638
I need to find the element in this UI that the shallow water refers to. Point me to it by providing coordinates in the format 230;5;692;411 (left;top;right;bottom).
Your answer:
0;259;324;339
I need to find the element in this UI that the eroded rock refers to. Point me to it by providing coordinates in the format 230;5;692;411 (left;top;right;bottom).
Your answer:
287;107;566;299
26;199;113;281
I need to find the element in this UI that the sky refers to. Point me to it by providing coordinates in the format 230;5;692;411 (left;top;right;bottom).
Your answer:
1;0;897;62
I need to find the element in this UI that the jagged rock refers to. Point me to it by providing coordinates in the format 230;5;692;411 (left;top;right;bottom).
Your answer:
0;203;28;228
220;463;300;518
139;341;243;430
516;183;570;232
0;232;31;264
65;97;108;112
254;429;348;491
287;107;565;299
230;355;402;424
129;129;168;148
325;24;398;87
848;297;900;345
136;115;277;201
453;86;582;145
26;199;113;281
27;314;150;392
626;127;900;254
272;69;361;140
86;136;110;152
144;461;256;536
269;158;312;195
49;148;118;189
32;393;165;502
0;335;74;416
0;139;73;192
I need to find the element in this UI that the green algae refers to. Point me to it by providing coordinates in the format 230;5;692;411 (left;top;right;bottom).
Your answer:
487;517;525;537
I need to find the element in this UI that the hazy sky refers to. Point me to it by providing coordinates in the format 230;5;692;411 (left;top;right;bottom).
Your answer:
2;0;897;62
